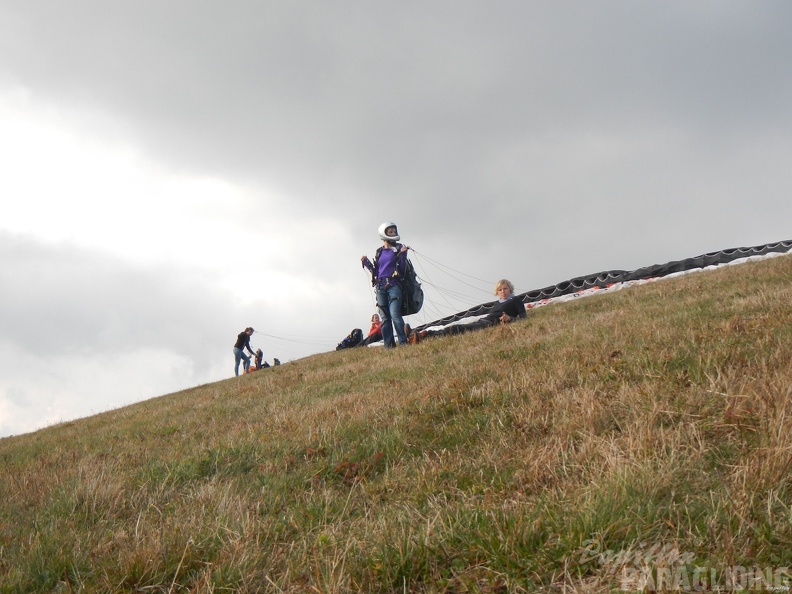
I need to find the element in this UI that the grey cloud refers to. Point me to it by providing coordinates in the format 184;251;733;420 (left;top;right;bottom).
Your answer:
5;2;792;225
0;232;230;363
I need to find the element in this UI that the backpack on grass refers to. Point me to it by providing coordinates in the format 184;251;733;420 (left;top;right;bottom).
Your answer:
336;328;364;350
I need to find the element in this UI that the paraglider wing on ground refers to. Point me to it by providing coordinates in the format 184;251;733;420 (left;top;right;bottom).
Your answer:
411;239;792;333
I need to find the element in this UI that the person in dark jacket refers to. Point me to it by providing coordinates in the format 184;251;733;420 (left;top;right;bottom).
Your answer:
410;279;526;341
233;327;255;376
361;222;409;348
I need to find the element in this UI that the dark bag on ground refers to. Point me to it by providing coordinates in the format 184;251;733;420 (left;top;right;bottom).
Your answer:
336;328;364;350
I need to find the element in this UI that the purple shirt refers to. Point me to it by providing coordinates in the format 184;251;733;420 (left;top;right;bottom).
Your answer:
377;247;400;281
364;244;407;286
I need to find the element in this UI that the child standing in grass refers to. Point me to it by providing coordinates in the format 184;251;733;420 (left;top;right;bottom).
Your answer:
361;222;409;348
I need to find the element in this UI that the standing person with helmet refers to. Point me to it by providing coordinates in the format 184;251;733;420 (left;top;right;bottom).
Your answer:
233;327;256;376
361;223;409;348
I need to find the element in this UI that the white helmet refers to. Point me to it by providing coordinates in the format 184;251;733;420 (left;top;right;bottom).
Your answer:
378;222;400;242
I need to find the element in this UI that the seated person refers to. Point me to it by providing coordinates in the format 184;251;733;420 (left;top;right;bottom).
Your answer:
247;348;265;373
360;313;384;346
410;279;526;342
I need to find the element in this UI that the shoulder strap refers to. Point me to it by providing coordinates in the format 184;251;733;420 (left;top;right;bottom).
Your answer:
370;247;384;286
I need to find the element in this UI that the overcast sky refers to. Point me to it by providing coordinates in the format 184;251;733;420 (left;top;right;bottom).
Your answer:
2;1;791;438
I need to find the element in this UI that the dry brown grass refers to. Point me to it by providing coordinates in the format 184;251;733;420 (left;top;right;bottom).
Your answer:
1;255;792;592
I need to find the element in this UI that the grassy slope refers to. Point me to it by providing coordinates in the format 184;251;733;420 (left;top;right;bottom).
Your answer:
1;255;791;593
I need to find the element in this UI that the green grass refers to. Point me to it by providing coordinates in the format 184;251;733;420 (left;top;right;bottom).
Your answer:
2;256;792;592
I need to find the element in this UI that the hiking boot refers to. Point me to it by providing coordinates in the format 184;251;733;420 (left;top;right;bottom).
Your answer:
407;328;427;344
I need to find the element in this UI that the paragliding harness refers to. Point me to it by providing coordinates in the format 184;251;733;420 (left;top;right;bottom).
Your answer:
336;328;364;350
370;245;424;316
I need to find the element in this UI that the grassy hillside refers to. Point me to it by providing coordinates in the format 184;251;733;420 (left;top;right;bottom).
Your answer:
2;255;791;593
